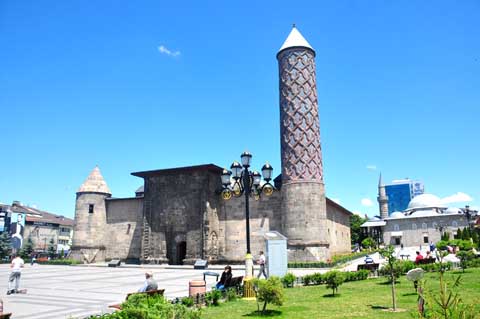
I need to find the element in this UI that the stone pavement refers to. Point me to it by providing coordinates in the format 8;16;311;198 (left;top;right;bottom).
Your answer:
0;264;244;319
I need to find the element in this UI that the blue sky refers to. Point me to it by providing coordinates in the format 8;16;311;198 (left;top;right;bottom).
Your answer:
1;1;479;218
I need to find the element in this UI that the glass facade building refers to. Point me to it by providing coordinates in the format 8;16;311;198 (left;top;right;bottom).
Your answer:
385;180;424;214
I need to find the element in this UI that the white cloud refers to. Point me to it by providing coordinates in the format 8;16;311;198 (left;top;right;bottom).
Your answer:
352;210;363;216
331;198;341;204
158;45;181;57
361;198;374;207
440;192;473;205
366;165;377;171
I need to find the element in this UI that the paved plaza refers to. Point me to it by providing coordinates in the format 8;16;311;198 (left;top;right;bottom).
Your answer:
0;264;244;319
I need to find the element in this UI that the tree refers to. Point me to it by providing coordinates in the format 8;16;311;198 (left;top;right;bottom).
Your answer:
350;214;367;245
361;237;375;250
380;245;397;311
456;250;474;273
324;271;345;296
47;238;56;259
20;237;34;259
0;232;12;259
456;228;463;240
253;276;285;314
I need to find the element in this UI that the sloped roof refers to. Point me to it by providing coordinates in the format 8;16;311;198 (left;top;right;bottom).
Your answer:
278;26;314;55
77;166;111;194
4;203;73;226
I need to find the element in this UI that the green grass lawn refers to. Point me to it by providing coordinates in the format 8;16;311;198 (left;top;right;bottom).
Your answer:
201;268;480;319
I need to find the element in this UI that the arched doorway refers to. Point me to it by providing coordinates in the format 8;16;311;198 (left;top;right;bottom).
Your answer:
176;241;187;265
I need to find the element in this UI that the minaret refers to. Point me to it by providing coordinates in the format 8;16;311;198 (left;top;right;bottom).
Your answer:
377;173;389;219
70;166;111;263
278;26;328;261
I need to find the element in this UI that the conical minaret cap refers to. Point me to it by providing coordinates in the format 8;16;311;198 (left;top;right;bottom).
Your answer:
77;166;111;194
278;25;315;55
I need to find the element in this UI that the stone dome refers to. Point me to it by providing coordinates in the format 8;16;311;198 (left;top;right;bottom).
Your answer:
445;207;462;215
390;211;405;219
410;210;440;218
407;194;446;210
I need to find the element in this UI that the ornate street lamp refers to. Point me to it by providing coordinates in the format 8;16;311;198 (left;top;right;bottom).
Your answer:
220;151;274;278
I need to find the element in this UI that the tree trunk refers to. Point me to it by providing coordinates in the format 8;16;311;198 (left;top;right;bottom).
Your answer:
262;301;267;314
391;273;397;311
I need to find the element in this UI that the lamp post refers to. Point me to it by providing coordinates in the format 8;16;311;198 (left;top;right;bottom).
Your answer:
220;151;274;278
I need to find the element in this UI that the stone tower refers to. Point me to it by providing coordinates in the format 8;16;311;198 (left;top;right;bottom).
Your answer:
377;173;389;219
277;26;328;261
71;166;111;263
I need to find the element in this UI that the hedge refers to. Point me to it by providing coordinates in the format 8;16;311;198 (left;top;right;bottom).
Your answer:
289;251;377;268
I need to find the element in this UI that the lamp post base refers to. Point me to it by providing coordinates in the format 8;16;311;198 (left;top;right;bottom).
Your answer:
245;253;254;279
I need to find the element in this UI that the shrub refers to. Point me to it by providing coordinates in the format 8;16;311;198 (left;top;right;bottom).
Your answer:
225;288;238;301
302;274;313;286
90;294;201;319
253;276;285;314
324;271;345;296
181;296;194;307
281;273;296;288
311;272;324;285
344;270;369;282
457;250;475;272
205;289;222;306
37;259;81;265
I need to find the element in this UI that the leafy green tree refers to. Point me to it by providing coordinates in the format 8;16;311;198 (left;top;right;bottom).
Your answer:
0;232;12;259
350;214;367;245
456;250;475;273
253;276;285;314
324;271;345;296
47;238;56;259
361;237;375;249
456;228;463;240
380;245;397;311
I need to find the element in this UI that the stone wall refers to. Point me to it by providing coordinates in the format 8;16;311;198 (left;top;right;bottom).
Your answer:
383;214;468;247
325;201;351;255
104;197;143;261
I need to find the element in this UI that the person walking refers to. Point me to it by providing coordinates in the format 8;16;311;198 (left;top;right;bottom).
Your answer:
257;251;267;279
7;254;24;295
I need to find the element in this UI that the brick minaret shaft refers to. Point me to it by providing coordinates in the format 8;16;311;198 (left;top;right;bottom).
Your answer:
277;26;328;260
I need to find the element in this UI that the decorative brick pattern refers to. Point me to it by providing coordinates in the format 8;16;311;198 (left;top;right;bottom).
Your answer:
278;48;323;183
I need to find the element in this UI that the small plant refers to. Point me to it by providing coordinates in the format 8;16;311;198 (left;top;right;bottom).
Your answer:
205;289;221;306
456;250;475;273
380;245;398;311
302;274;313;286
225;288;238;301
281;273;296;288
253;276;285;314
361;237;376;249
311;272;324;285
181;296;194;307
324;271;345;296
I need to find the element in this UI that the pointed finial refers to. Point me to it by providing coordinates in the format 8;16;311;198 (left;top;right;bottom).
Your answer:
378;173;383;187
292;23;296;28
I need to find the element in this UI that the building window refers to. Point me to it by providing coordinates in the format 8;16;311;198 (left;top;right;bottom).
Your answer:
412;224;417;230
88;204;94;214
432;222;438;229
394;224;400;231
395;237;401;245
452;221;458;228
423;235;429;244
422;223;427;230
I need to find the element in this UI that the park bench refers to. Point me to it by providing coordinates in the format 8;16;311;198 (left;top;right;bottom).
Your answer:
0;313;12;319
416;258;435;265
109;289;165;310
227;276;243;290
357;263;380;276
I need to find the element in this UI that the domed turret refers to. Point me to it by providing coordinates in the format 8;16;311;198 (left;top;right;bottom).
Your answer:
407;194;446;211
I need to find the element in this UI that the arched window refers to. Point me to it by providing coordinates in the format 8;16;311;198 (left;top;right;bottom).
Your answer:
422;223;428;230
432;222;438;229
394;224;400;231
412;224;417;230
452;221;458;228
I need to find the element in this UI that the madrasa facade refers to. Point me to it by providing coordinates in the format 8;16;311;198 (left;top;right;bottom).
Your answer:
70;27;353;265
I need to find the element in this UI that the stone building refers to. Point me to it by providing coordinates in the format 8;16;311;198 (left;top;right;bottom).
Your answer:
0;201;74;253
71;26;353;264
361;180;474;248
